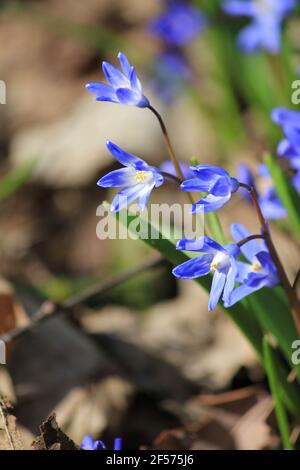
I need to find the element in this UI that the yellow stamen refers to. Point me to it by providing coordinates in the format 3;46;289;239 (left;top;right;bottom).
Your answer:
135;171;147;183
252;263;262;273
210;262;219;273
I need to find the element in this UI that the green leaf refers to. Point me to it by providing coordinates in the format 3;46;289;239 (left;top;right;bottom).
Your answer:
263;336;295;450
112;206;300;420
0;160;36;201
265;153;300;242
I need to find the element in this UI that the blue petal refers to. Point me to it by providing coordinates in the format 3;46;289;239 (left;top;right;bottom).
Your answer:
230;223;261;262
260;20;281;54
255;251;277;276
222;262;237;305
201;236;226;254
176;238;207;252
259;188;287;220
271;107;300;126
225;284;261;307
153;170;164;187
113;438;122;451
81;436;106;450
106;141;148;169
97;167;135;188
284;126;300;154
193;193;231;213
172;254;212;279
137;183;155;210
191;165;228;182
181;178;213;192
210;176;231;197
277;139;296;157
111;184;145;212
118;52;131;78
238;23;262;53
116;87;149;108
222;1;256;17
102;61;128;88
236;261;252;283
245;272;269;288
130;67;142;93
208;271;226;311
85;83;118;103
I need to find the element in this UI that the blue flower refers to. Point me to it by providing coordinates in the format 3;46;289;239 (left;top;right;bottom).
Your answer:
86;52;149;108
81;436;122;451
149;2;207;46
237;163;287;219
225;224;279;306
160;159;192;179
223;0;297;53
173;236;240;311
151;51;192;104
98;141;164;212
181;165;239;213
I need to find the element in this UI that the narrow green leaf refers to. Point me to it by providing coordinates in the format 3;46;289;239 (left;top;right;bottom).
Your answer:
263;336;295;450
265;153;300;242
0;160;35;201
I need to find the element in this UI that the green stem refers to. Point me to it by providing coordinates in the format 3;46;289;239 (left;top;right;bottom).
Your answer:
263;336;295;450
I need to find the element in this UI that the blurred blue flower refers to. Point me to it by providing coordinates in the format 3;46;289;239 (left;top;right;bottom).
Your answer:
149;1;207;46
272;107;300;194
181;165;239;213
259;186;287;219
223;0;297;53
151;51;192;104
98;141;164;212
237;163;258;203
86;52;149;108
160;159;192;179
237;163;287;219
173;236;240;311
81;436;122;451
225;224;279;306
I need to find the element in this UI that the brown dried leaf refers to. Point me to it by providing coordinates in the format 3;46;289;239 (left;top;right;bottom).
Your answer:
0;398;24;450
31;414;79;450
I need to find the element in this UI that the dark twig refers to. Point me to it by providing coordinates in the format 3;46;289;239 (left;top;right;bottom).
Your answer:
0;256;165;344
237;234;264;248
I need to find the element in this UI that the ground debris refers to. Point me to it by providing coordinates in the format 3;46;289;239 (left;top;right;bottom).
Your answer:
31;413;79;450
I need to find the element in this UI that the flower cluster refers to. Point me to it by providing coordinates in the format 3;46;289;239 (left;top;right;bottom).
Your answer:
223;0;297;53
85;52;288;312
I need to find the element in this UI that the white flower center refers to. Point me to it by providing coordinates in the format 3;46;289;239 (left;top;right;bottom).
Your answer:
210;252;229;273
135;170;152;184
254;0;273;15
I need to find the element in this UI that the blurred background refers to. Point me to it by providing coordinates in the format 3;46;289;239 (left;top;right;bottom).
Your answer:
0;0;300;450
